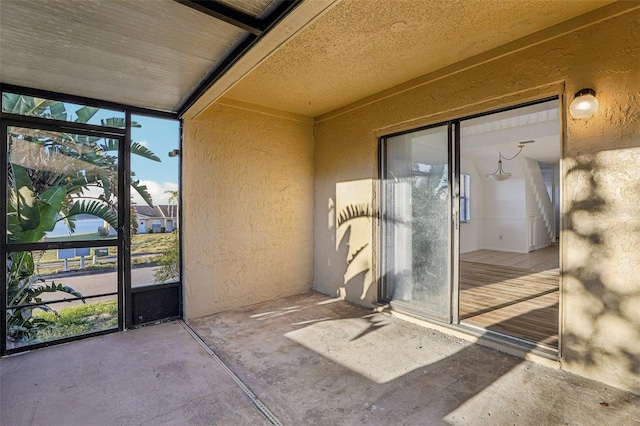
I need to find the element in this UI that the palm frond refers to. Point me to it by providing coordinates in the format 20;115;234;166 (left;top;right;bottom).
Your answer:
74;106;99;123
99;117;141;128
337;204;373;228
99;139;161;162
132;180;154;207
25;281;84;301
67;199;118;229
11;163;40;231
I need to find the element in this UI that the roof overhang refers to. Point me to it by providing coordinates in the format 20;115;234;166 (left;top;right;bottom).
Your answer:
0;0;335;116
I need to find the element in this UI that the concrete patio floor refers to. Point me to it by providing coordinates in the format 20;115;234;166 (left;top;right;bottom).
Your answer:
189;292;639;426
1;322;270;426
1;291;639;425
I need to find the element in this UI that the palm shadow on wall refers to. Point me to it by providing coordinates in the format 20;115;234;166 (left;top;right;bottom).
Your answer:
562;154;640;384
336;203;374;300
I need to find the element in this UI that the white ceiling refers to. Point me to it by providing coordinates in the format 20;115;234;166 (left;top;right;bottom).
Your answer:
461;101;560;180
461;100;560;164
0;0;251;112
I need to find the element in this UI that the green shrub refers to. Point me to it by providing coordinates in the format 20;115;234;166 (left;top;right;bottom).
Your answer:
34;300;118;341
154;231;179;283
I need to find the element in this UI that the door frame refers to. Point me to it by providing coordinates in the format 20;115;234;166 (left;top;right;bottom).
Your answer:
378;121;457;323
1;84;182;356
377;96;562;352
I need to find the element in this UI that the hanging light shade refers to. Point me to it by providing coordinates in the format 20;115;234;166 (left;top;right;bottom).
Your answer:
570;88;599;118
486;154;512;181
485;141;533;182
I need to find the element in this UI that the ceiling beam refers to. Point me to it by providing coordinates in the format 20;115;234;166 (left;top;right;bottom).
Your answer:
176;0;304;116
174;0;265;35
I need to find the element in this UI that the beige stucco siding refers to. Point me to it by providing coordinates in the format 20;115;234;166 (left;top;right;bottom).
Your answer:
313;10;640;393
182;101;314;319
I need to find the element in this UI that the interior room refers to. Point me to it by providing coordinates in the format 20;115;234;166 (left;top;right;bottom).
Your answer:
458;100;560;349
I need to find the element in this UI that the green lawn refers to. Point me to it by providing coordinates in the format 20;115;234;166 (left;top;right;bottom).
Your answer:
131;233;175;254
32;233;176;275
37;233;175;263
33;300;118;341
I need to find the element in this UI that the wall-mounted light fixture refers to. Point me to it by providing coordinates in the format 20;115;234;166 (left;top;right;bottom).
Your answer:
570;88;599;119
485;140;534;181
168;149;180;157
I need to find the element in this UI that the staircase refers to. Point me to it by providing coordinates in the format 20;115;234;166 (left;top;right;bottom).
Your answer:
520;157;555;242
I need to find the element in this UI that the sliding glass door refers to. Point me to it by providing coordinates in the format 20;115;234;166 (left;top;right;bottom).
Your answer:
380;124;454;321
380;98;560;348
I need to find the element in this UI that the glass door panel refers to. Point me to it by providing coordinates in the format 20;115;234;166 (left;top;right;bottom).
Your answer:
6;126;119;243
129;115;180;288
5;124;122;350
381;125;452;321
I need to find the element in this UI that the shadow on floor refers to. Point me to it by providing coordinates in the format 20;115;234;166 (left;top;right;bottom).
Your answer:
1;292;638;425
189;291;639;426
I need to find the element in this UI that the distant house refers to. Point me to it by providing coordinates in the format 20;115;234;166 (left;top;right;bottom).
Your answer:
133;205;178;234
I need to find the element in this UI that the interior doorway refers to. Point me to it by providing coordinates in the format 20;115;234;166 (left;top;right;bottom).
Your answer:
380;99;560;350
458;100;560;349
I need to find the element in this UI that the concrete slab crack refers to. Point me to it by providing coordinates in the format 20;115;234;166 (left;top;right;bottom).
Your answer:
179;320;284;426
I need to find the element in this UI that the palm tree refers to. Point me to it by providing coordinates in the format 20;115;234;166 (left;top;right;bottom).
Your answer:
165;190;179;230
4;93;161;341
5;93;160;242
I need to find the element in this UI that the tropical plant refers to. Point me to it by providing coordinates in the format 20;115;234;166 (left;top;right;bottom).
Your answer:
130;206;139;235
411;165;449;298
153;230;180;284
165;189;179;228
3;93;161;342
6;251;83;342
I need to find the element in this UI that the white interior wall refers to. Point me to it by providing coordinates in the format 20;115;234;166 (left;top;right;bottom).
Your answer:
481;178;528;253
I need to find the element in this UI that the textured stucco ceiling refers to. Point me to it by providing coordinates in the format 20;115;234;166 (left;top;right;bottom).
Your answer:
223;0;614;117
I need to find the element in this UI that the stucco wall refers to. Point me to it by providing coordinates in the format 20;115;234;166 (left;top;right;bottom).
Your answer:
182;100;314;319
313;10;640;393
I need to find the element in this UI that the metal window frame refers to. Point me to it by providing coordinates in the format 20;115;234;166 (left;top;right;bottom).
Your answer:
1;85;182;355
2;122;125;355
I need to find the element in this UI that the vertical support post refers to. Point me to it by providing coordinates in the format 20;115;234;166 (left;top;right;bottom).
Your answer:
122;113;132;329
1;119;8;356
177;120;184;320
451;121;461;325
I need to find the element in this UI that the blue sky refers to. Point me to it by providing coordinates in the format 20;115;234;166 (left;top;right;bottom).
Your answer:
80;106;180;206
130;114;180;206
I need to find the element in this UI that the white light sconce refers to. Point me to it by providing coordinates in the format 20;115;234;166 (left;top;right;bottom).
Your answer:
570;88;599;118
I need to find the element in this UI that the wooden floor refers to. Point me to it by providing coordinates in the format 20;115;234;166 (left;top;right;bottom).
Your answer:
459;247;559;348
